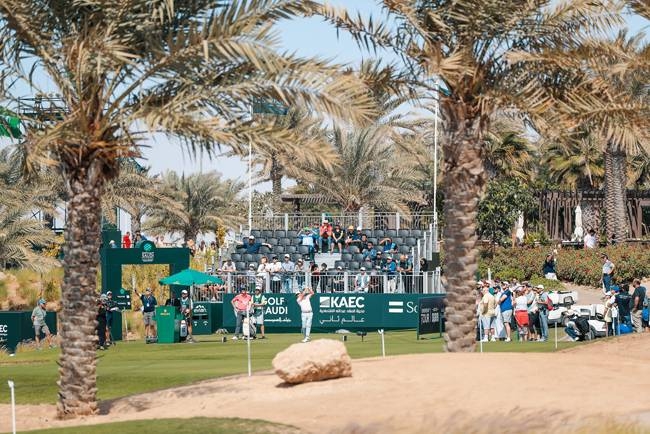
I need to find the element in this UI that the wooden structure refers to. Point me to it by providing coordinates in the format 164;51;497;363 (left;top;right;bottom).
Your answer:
538;189;650;240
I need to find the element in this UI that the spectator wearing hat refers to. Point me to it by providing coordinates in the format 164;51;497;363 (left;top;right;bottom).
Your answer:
513;287;529;341
525;283;540;341
355;267;370;293
384;255;398;293
180;289;194;342
478;283;496;342
252;287;267;339
281;254;296;293
603;288;618;336
319;219;333;253
134;287;158;340
601;253;615;292
236;235;271;254
298;227;316;261
331;223;344;254
31;298;55;349
373;250;385;269
269;256;283;293
535;285;550;342
231;287;252;340
615;284;632;327
331;266;345;292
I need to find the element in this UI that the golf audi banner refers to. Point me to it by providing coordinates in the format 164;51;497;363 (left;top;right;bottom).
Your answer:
222;293;445;331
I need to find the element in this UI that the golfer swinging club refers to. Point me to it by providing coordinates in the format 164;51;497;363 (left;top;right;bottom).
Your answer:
297;287;314;343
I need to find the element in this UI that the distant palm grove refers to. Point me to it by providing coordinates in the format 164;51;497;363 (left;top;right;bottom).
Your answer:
0;0;648;419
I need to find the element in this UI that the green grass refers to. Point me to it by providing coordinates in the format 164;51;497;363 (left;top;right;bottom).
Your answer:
22;418;300;434
0;330;578;405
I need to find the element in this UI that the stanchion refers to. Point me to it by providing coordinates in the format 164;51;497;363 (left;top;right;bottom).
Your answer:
8;380;16;434
378;329;385;357
246;308;252;377
554;323;557;350
478;318;483;353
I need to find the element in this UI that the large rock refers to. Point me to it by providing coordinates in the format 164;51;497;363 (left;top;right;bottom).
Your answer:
272;339;352;384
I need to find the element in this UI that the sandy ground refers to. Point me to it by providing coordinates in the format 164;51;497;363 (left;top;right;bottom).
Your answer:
2;333;650;434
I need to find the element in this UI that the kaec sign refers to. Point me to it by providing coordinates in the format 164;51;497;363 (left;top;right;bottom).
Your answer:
417;297;446;339
222;294;445;331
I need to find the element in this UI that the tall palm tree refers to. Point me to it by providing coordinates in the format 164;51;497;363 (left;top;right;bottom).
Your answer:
371;0;620;352
483;117;537;183
145;171;246;242
0;0;375;417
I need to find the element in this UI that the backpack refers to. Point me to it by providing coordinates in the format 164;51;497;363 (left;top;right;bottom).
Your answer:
545;295;554;311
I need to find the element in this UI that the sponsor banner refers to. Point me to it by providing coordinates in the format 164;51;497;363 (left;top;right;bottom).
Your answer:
222;294;445;330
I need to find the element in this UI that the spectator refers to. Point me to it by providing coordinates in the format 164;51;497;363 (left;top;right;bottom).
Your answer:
535;285;550;342
231;287;252;340
122;231;132;248
358;234;369;252
319;263;331;292
384;255;398;293
370;265;383;293
355;267;370;293
603;289;618;336
197;240;207;257
583;228;597;249
319;219;333;253
251;287;267;339
281;254;295;293
108;240;117;249
31;298;55;349
564;309;590;341
615;284;632;327
237;235;271;254
397;254;413;293
246;263;257;291
525;283;539;341
344;225;356;249
256;256;269;290
631;278;646;333
542;251;557;280
479;283;496;342
379;237;398;255
97;294;108;350
497;283;514;342
348;227;364;250
298;228;316;261
374;250;385;269
269;256;283;293
514;287;529;342
180;289;194;343
155;236;165;248
331;224;344;253
331;266;345;292
419;257;429;272
222;258;236;273
135;287;157;340
297;287;314;343
310;263;320;291
105;291;119;346
362;241;378;261
601;253;615;292
295;258;306;291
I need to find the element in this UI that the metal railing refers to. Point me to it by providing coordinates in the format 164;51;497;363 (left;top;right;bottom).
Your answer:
192;269;443;300
242;212;436;232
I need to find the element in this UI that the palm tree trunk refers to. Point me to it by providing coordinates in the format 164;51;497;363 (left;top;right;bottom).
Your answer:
604;147;628;242
442;118;486;353
270;155;282;197
57;174;103;418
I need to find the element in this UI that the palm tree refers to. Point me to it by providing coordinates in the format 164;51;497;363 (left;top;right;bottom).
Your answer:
0;1;376;417
145;171;246;242
374;0;620;351
483;117;537;183
297;126;422;213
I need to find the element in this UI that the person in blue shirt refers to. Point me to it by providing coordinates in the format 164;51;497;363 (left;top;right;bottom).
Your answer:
384;256;398;292
362;241;378;261
497;284;513;342
379;237;398;254
297;228;316;260
236;235;271;254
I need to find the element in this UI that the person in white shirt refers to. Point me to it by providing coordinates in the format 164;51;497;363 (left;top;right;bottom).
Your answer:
297;287;314;342
583;228;597;249
355;267;370;292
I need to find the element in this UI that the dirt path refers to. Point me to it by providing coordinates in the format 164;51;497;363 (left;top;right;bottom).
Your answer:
2;334;650;433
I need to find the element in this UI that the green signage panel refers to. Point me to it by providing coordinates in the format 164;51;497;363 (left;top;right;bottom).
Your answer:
222;294;445;331
0;311;58;353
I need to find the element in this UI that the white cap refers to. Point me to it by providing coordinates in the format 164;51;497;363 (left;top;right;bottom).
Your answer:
536;284;545;290
181;289;188;294
360;266;366;271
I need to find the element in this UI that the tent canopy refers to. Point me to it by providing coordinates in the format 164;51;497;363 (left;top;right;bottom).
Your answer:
159;268;223;286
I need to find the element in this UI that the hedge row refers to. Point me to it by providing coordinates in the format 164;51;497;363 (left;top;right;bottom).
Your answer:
477;245;650;288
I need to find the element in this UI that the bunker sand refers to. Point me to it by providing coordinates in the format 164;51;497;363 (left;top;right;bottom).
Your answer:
2;334;650;433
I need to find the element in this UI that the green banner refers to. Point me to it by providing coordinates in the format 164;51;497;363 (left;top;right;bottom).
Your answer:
222;293;445;331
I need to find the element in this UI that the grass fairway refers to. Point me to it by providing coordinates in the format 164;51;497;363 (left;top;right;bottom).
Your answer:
22;418;300;434
0;330;577;405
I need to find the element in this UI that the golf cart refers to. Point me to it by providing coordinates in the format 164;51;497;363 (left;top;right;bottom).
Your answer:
571;304;607;338
547;290;579;326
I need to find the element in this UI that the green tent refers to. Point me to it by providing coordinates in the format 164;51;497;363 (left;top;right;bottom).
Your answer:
159;268;223;286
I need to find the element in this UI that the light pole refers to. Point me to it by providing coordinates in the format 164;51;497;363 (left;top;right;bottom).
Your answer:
248;105;253;234
432;78;440;251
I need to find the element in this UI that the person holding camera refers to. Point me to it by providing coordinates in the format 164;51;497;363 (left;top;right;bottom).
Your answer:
104;291;119;346
180;289;194;343
135;287;157;340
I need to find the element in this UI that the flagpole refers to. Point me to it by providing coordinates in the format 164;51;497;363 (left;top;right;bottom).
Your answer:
433;78;439;227
248;105;253;234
